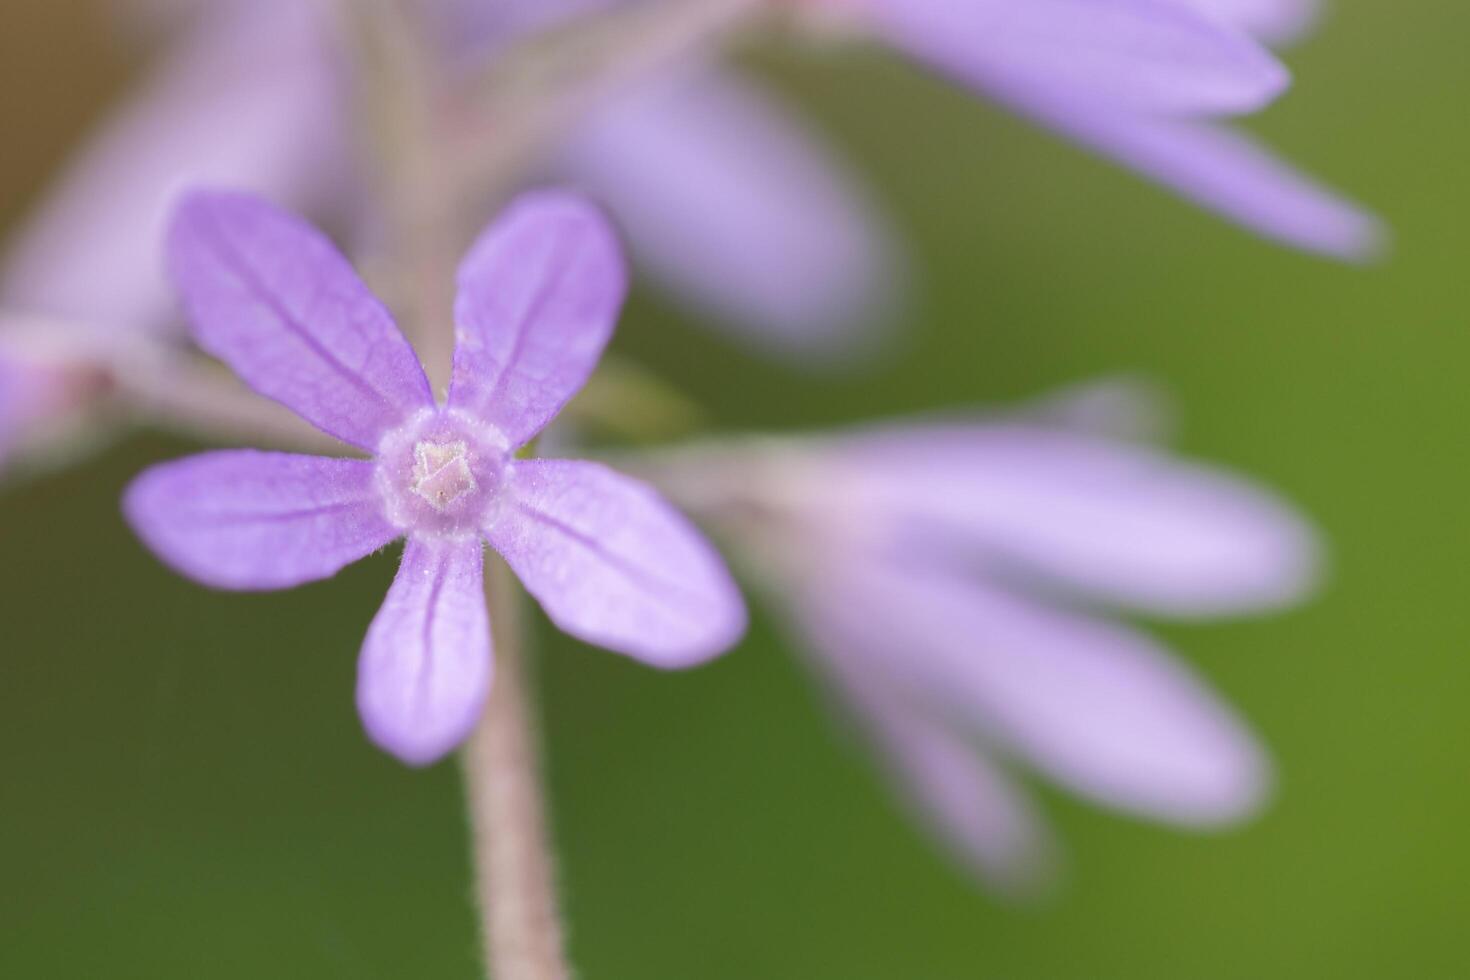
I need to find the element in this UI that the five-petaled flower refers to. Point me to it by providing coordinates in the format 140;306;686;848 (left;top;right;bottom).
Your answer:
124;189;747;765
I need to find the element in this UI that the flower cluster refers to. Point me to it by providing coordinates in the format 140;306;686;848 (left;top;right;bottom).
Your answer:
0;0;1364;893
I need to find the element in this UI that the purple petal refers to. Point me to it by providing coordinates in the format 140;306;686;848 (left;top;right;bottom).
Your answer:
799;562;1269;824
448;193;627;449
357;536;491;766
123;450;400;590
820;652;1051;889
838;422;1319;617
486;459;746;667
988;86;1380;258
429;0;620;64
873;0;1289;118
557;64;898;359
167;190;433;450
0;2;341;333
0;357;38;469
1175;0;1320;44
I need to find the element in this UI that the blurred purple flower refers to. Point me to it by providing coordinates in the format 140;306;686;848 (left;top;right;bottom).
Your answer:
834;0;1379;256
0;0;1376;374
554;62;899;359
1;1;342;334
649;389;1317;888
435;0;903;358
0;2;342;473
124;190;745;765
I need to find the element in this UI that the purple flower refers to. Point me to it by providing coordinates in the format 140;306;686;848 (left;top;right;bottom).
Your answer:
833;0;1380;256
123;190;747;765
648;389;1316;887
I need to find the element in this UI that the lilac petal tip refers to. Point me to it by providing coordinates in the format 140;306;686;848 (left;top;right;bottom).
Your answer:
874;0;1291;119
841;422;1321;617
802;565;1270;826
357;537;493;766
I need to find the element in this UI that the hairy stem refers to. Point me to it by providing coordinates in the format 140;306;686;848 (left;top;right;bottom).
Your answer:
462;560;570;980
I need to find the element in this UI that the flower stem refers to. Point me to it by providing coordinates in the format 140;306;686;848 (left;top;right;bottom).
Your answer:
461;559;571;980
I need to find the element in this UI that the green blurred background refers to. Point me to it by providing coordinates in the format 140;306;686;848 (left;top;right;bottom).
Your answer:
3;2;1466;977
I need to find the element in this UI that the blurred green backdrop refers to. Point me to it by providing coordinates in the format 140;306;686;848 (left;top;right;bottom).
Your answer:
3;2;1466;977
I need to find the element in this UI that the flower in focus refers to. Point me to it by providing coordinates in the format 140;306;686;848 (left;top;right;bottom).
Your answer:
806;0;1379;257
646;386;1317;888
124;189;746;765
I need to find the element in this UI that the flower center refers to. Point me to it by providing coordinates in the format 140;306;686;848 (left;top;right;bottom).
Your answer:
376;409;508;538
411;440;476;511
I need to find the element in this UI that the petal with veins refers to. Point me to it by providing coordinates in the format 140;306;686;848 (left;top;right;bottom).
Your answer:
357;536;492;766
487;459;746;667
448;192;627;449
167;190;433;450
123;450;399;589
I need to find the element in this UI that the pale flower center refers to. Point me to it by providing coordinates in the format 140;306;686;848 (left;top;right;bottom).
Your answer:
411;440;477;511
375;408;507;537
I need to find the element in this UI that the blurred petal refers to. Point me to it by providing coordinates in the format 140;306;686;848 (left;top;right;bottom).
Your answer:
800;562;1269;824
872;0;1289;117
487;459;746;667
0;2;341;332
429;0;618;64
558;64;897;359
819;652;1052;890
448;192;626;449
990;87;1380;258
1173;0;1320;44
168;190;433;449
839;422;1319;616
357;536;491;766
0;357;38;469
1017;375;1175;444
123;451;399;590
